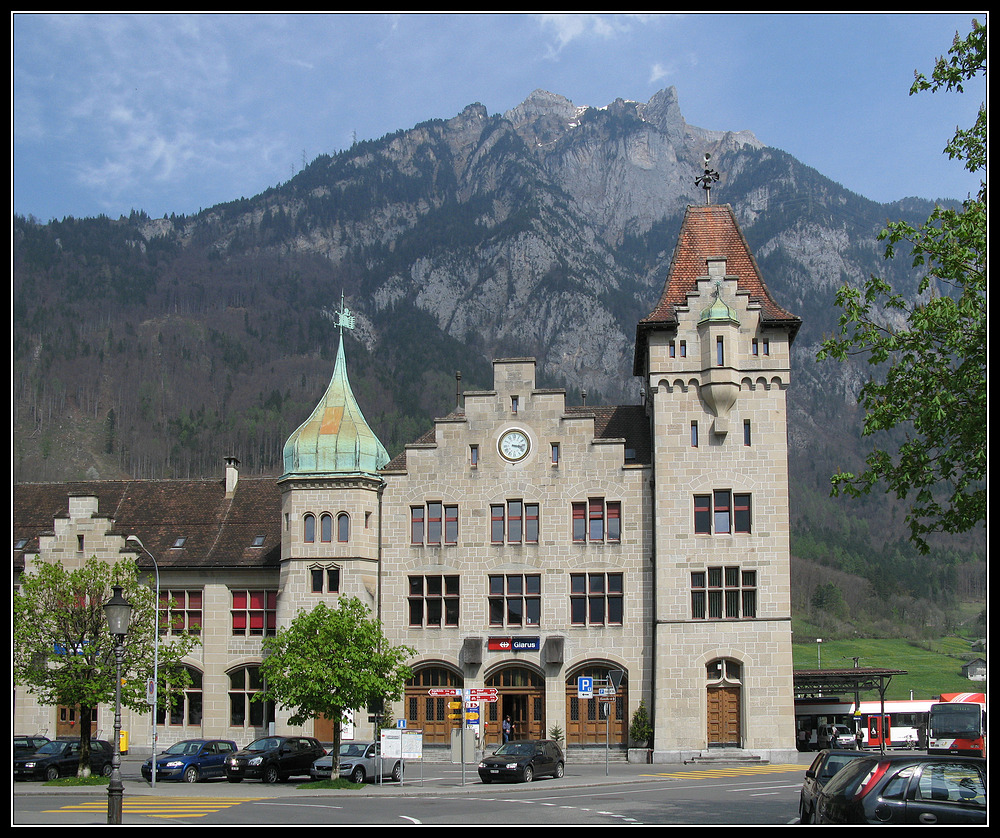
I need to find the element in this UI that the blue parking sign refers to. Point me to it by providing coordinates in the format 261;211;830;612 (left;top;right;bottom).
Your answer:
577;676;594;698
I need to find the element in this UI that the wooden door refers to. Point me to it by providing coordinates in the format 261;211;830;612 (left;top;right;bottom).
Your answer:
707;686;741;746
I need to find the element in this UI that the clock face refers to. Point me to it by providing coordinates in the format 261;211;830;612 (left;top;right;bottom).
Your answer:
499;429;530;461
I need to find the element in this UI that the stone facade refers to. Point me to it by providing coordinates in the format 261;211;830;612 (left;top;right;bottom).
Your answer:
14;203;800;763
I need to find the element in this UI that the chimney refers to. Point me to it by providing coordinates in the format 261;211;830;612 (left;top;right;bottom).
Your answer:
225;456;240;496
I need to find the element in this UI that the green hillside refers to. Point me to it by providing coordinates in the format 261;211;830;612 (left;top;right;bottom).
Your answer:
792;635;984;701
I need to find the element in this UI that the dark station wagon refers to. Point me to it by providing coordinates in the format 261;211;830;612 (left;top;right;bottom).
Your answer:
226;735;326;784
478;739;565;784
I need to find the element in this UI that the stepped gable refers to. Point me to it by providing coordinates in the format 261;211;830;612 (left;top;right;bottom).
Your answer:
634;203;801;372
382;403;649;473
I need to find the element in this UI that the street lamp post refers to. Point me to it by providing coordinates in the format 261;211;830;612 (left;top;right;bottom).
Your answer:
126;535;160;787
104;585;132;825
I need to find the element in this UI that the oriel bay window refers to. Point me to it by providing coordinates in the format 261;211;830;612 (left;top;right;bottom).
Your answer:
691;567;757;619
408;575;460;627
488;574;540;627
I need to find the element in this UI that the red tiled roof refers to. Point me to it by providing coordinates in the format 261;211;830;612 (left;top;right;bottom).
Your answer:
634;204;800;371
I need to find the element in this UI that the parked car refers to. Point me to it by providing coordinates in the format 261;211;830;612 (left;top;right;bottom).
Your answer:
816;753;986;824
311;740;403;783
14;738;113;781
817;723;857;750
478;739;565;784
798;749;870;823
141;738;238;783
14;735;51;758
225;735;326;783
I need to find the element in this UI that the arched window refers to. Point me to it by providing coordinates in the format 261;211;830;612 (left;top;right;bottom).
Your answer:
228;665;274;728
157;665;203;726
304;513;315;543
337;512;350;543
320;513;333;543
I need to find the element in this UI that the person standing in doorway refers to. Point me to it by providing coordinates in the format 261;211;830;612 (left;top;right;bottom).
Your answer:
502;716;512;743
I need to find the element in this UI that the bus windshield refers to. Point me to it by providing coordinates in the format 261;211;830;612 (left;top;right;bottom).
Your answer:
929;703;981;737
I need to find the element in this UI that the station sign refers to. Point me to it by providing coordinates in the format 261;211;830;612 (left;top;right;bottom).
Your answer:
487;636;540;652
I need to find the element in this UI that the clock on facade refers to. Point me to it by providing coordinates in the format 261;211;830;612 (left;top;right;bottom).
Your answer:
498;429;530;462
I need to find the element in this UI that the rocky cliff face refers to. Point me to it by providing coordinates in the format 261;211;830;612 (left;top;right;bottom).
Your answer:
14;86;937;540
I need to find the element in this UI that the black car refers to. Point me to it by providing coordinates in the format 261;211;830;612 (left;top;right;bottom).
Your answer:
14;735;51;758
798;749;870;823
14;738;113;781
816;753;986;824
225;735;326;784
478;739;565;784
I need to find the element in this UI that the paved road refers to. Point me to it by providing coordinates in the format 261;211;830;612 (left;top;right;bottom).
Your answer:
13;751;820;825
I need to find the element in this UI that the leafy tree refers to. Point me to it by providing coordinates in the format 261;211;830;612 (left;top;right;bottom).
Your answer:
818;20;986;552
256;597;415;771
13;556;200;777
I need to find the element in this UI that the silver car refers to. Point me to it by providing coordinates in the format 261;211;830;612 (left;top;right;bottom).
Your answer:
310;741;402;783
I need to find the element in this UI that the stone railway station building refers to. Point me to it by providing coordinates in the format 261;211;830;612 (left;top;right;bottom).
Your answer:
14;204;801;763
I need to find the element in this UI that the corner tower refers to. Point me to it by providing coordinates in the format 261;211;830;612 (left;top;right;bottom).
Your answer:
635;203;801;762
277;298;390;630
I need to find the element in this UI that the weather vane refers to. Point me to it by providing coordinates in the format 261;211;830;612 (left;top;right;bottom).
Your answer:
695;152;720;204
322;292;355;333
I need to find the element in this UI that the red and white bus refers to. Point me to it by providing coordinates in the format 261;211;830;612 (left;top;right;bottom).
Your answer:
927;693;986;757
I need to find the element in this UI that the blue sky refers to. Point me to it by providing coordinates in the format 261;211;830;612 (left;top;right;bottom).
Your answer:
12;12;985;223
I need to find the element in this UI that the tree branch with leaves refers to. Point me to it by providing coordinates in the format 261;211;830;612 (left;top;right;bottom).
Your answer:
14;556;200;777
256;597;414;773
818;19;986;553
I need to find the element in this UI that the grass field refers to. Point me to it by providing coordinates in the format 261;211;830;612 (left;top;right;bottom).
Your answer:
792;636;983;700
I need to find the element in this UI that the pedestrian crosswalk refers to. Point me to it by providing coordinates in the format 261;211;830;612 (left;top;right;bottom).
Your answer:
45;796;263;818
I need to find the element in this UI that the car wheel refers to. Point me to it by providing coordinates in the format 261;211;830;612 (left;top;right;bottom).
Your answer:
799;801;812;824
391;761;403;782
522;765;534;783
183;766;199;784
263;765;280;784
554;761;564;779
102;763;113;777
350;765;366;784
45;766;60;781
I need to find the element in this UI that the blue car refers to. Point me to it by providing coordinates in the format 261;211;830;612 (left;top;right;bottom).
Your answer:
142;738;238;783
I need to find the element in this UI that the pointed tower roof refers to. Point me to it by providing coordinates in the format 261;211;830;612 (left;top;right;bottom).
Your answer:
634;204;801;372
282;315;389;479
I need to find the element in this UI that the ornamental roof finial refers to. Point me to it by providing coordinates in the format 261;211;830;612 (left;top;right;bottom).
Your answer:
695;152;720;204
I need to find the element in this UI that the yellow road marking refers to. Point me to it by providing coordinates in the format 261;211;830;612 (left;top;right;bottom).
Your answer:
44;797;263;818
643;763;806;779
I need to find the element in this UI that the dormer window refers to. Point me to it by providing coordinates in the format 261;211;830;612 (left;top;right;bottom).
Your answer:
251;535;265;548
172;537;187;549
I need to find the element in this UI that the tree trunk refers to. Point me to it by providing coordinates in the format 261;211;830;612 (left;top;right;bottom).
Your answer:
78;705;94;778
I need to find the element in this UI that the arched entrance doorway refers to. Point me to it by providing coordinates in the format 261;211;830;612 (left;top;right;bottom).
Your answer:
564;664;628;746
706;658;742;747
484;666;545;746
404;665;464;745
